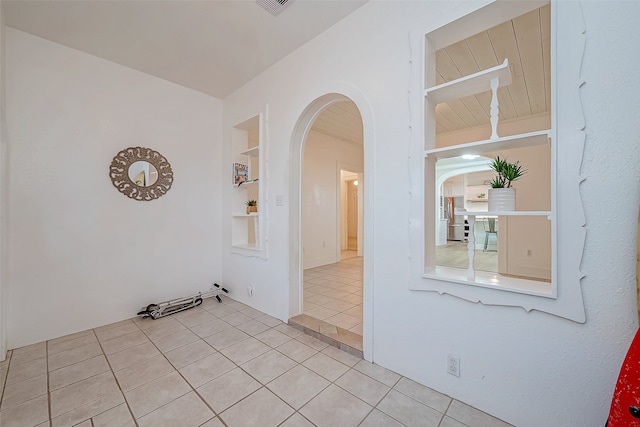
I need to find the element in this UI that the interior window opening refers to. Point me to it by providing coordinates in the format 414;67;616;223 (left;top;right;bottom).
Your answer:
425;4;553;295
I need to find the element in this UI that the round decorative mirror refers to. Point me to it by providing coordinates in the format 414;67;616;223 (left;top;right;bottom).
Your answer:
109;147;173;201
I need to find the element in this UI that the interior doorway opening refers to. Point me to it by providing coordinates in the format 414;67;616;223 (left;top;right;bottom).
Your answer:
288;93;367;357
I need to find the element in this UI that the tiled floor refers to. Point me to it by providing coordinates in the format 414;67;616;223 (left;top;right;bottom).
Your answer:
0;297;513;427
303;252;363;336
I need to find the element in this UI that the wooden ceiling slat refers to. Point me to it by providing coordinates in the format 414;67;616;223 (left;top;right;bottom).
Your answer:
446;98;480;127
466;31;499;70
435;110;457;133
460;94;490;125
444;40;480;76
435;49;463;82
513;9;547;115
437;103;468;131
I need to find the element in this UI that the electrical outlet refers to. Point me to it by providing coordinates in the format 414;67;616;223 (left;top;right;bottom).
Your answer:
247;285;253;297
447;354;460;377
527;249;533;257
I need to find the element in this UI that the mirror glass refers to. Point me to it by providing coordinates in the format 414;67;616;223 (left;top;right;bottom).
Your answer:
128;161;158;187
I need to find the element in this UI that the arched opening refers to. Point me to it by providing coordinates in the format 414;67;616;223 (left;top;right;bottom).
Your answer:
289;91;374;359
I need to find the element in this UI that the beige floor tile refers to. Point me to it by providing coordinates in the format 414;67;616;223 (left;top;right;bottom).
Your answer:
302;353;349;382
377;389;443;427
134;313;178;330
221;312;253;326
349;323;363;335
241;350;297;384
203;304;238;318
10;347;47;367
179;352;236;388
197;368;261;413
341;294;363;305
0;394;49;427
255;314;282;327
199;417;225;427
267;365;329;410
11;342;46;356
296;334;329;351
1;374;48;409
114;354;175;392
446;400;513;427
173;309;218;328
93;319;135;335
353;360;401;387
6;356;46;385
150;329;200;353
300;384;372;427
94;322;140;342
220;387;294;427
136;391;214;427
324;312;361;330
334;369;390;406
254;328;293;348
343;305;363;318
321;346;362;366
51;391;124;427
48;341;103;372
106;342;161;372
48;333;97;355
49;355;110;391
124;371;191;419
360;409;405;427
50;371;122;418
219;337;271;365
74;420;92;427
239;307;265;319
189;318;232;338
92;403;135;427
164;340;215;369
394;377;451;413
276;340;317;363
274;324;304;338
100;331;149;355
140;318;186;338
304;306;340;320
204;327;250;350
235;319;271;336
279;413;316;427
439;416;469;427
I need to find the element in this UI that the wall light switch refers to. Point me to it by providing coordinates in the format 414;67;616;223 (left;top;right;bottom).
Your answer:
276;194;284;206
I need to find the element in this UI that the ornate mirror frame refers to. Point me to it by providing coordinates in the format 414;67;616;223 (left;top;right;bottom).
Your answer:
109;147;174;201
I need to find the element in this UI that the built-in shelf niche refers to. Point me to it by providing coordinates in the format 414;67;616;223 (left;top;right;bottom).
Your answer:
231;114;265;255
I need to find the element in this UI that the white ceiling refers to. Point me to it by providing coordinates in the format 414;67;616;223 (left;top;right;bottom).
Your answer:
3;0;367;99
3;1;547;147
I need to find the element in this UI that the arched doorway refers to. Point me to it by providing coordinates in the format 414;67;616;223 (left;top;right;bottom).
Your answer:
289;91;374;360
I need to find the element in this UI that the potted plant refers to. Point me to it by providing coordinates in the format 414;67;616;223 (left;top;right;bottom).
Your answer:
487;156;526;211
245;199;258;214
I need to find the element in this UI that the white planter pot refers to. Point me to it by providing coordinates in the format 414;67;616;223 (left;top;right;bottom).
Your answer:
488;188;516;211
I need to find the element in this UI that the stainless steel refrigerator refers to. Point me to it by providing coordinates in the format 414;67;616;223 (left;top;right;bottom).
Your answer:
443;196;465;241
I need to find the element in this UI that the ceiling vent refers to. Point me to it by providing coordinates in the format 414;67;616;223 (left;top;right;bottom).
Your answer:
256;0;292;17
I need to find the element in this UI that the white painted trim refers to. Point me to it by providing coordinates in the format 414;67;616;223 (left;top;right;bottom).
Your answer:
289;85;375;361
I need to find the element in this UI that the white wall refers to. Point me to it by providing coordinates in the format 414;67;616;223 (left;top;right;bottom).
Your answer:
0;1;7;361
5;29;223;349
221;1;640;426
303;130;363;269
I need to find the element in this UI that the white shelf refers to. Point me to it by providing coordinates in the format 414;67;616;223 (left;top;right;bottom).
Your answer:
240;146;259;157
233;213;259;218
425;59;512;105
232;243;260;251
456;209;551;218
234;179;258;188
425;129;551;160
